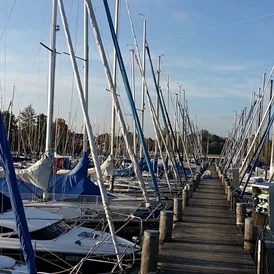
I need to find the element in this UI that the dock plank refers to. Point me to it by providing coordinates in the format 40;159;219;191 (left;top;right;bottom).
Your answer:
157;166;255;274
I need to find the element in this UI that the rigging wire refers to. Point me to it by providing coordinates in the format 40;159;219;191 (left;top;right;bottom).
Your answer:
14;2;51;113
151;12;274;43
0;0;16;43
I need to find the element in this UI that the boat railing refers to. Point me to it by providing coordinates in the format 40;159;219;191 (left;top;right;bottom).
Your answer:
144;201;163;221
111;211;144;237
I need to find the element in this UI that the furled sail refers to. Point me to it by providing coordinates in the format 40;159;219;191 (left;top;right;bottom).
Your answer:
88;154;114;179
15;152;54;191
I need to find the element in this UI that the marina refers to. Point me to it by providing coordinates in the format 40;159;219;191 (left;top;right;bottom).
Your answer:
1;0;274;273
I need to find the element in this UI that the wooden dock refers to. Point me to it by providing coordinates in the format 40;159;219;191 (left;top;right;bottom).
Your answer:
157;165;255;274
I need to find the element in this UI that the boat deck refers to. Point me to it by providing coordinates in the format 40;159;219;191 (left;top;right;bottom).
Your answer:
157;165;255;273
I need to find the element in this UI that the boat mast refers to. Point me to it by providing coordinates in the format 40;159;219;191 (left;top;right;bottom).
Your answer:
166;75;169;154
83;1;89;152
45;0;57;153
103;0;160;200
109;0;119;192
154;55;161;159
140;19;146;158
130;48;136;154
85;0;151;203
58;0;123;268
7;85;15;142
44;0;57;200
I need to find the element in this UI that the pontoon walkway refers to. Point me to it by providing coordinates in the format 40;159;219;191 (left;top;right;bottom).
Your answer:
157;165;255;274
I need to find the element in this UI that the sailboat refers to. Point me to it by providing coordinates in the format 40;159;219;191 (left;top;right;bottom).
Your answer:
0;192;140;273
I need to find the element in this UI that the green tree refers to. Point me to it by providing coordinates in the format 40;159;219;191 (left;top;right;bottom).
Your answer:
52;118;68;155
1;110;18;150
34;113;47;155
19;104;36;154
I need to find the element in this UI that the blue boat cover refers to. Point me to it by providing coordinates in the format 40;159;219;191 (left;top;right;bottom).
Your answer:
0;152;111;200
49;152;101;198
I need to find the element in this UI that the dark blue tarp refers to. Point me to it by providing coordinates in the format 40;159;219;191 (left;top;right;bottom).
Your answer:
0;112;36;274
115;165;134;177
176;162;192;177
0;152;111;200
49;152;102;198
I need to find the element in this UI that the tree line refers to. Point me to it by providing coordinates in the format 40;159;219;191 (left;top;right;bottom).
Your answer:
1;104;81;157
1;104;226;159
201;129;225;155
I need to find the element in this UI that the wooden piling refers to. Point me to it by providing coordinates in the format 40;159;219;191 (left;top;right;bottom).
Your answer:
227;186;232;202
221;174;225;186
159;210;173;244
173;198;182;222
244;217;256;252
236;203;247;227
224;180;228;194
182;188;190;208
140;230;159;274
188;183;194;198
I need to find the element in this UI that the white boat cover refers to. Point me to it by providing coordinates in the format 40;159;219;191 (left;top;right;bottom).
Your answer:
15;152;54;191
88;154;114;179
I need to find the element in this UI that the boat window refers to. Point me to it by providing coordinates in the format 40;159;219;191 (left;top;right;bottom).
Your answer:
0;226;14;233
9;221;70;240
78;231;99;239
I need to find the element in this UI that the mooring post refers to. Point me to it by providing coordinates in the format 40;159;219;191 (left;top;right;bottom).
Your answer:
159;210;173;244
244;217;256;252
182;189;187;209
230;191;235;211
192;179;197;192
221;174;225;186
189;183;194;198
140;230;159;274
173;197;182;222
227;185;232;202
182;187;190;208
236;202;247;227
224;180;229;195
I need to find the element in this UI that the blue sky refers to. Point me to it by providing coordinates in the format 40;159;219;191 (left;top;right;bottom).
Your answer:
1;0;274;138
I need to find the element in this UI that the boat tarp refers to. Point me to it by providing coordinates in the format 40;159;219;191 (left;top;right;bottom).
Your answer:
0;152;111;199
88;154;114;180
49;152;102;198
114;164;134;177
16;152;54;191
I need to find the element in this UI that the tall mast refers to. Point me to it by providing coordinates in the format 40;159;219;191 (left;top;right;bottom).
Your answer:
54;103;59;153
183;89;186;147
130;48;136;154
166;75;169;153
155;55;160;157
44;0;57;200
177;85;181;151
103;0;160;199
45;0;57;153
140;19;146;158
83;1;89;152
7;85;15;141
58;0;122;268
109;0;119;192
85;0;151;202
